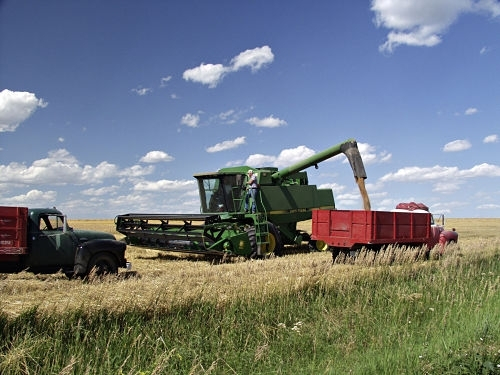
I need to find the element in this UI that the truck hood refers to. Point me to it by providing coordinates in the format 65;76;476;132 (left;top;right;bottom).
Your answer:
72;229;116;242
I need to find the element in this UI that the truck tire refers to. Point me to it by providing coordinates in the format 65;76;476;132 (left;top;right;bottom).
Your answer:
87;253;118;276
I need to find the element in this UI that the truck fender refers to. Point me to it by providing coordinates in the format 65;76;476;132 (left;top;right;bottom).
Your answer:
74;239;126;276
437;229;458;255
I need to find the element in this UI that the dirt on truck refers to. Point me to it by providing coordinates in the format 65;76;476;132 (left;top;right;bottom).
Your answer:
0;206;130;277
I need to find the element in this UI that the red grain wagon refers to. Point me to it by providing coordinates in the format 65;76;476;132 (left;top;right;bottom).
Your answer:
312;208;458;260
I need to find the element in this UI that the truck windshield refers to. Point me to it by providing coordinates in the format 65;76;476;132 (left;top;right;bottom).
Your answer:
197;174;245;213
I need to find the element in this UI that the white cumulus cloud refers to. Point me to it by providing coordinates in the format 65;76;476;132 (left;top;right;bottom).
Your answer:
133;179;195;192
443;139;472;152
183;63;228;88
245;145;316;169
160;76;172;87
245;153;277;167
0;149;153;186
131;87;152;96
0;89;48;132
356;142;392;164
230;46;274;72
2;189;57;206
181;113;200;128
206;136;246;153
246;115;287;128
380;163;500;183
183;46;274;88
81;186;120;196
140;151;174;163
483;134;498;143
372;0;500;53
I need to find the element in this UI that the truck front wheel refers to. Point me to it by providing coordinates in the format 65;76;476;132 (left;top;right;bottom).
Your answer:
87;253;118;276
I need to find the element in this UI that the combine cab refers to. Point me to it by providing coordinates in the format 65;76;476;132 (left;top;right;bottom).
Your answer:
115;138;370;258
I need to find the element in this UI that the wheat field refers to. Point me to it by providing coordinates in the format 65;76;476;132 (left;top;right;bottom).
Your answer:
0;217;499;374
0;217;497;318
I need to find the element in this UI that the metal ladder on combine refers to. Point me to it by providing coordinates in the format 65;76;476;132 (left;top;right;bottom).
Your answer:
255;219;270;254
232;186;270;254
254;192;270;254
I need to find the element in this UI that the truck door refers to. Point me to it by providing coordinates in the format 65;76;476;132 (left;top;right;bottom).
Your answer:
26;213;79;269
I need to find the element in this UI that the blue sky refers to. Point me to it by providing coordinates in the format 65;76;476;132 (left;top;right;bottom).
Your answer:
1;0;499;219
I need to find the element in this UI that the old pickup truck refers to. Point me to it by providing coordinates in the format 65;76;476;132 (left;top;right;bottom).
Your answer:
0;206;129;277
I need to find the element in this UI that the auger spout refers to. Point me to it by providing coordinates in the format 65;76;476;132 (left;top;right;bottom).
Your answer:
271;138;367;181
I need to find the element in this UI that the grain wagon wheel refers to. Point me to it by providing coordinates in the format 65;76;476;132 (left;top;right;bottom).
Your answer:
310;239;329;252
331;247;341;262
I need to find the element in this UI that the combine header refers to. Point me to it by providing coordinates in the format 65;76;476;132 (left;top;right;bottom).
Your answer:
115;138;370;257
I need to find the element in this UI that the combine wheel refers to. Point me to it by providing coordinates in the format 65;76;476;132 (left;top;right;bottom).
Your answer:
245;226;257;258
87;253;118;276
261;223;284;257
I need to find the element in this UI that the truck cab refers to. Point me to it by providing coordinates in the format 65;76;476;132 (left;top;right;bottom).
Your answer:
25;208;110;270
0;206;129;277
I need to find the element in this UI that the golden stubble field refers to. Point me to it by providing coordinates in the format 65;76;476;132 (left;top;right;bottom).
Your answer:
0;218;498;317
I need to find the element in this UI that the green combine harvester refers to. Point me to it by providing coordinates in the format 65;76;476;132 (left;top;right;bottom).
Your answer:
115;138;369;257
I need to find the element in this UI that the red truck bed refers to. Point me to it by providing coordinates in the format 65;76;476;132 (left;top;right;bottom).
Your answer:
312;209;432;250
0;206;29;255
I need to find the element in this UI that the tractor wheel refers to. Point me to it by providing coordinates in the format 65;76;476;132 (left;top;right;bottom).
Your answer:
87;253;118;276
261;222;284;257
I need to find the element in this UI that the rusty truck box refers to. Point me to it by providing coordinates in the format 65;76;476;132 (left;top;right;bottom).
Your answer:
312;209;432;249
0;206;29;254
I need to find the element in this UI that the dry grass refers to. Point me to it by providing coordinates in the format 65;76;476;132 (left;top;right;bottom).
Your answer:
0;218;497;318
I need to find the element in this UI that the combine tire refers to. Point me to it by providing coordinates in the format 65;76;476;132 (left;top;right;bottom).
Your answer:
245;226;258;258
87;253;118;276
262;222;284;256
246;223;283;258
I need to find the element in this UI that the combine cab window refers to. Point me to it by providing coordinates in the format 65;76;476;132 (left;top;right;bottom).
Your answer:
202;178;223;212
197;174;245;213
